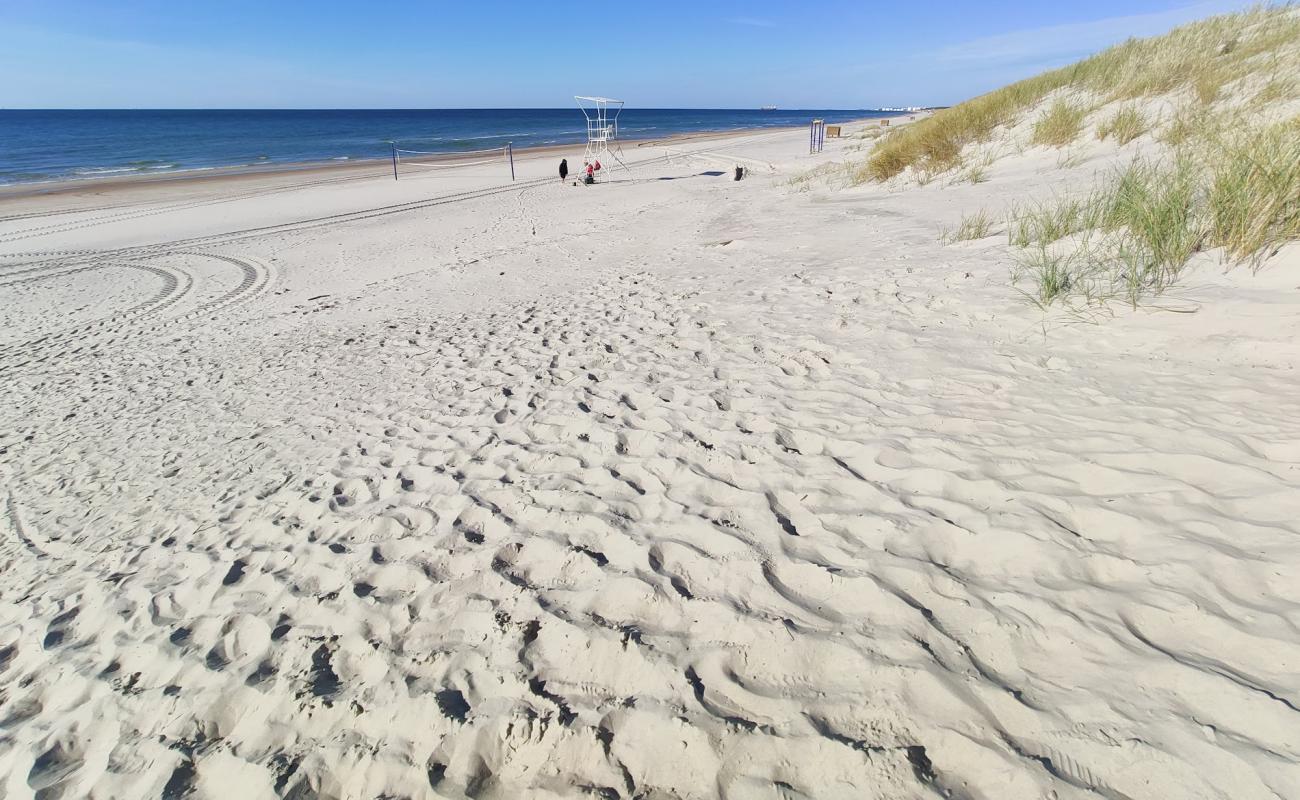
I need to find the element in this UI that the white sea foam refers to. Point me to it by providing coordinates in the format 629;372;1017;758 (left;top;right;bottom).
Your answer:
73;167;137;175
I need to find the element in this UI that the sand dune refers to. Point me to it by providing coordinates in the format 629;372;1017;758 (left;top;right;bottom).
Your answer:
2;122;1299;799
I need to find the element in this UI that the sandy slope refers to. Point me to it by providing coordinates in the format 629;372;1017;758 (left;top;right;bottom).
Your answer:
1;121;1299;800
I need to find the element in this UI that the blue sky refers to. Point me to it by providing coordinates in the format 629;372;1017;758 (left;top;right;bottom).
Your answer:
0;0;1248;108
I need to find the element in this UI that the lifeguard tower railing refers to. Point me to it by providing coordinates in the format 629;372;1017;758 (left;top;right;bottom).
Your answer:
585;119;618;142
576;96;624;143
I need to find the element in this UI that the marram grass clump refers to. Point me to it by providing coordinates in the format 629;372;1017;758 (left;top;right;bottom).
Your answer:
1205;121;1300;263
1007;192;1109;248
1032;101;1088;147
940;209;996;243
1007;117;1300;305
1096;106;1149;144
1013;246;1083;306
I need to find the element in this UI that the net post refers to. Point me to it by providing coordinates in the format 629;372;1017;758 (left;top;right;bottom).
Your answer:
809;120;825;154
508;142;515;181
390;141;398;181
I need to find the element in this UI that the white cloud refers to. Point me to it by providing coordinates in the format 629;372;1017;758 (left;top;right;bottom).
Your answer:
930;0;1247;67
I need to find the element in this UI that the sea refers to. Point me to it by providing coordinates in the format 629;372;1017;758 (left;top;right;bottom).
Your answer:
0;108;901;186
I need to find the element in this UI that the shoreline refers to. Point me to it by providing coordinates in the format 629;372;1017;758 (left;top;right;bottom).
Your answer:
0;116;905;201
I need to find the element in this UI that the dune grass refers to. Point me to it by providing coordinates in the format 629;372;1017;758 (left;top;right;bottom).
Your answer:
1013;246;1086;306
858;71;1068;181
1253;75;1296;106
961;164;990;184
1009;159;1202;306
1194;65;1228;104
1106;159;1204;287
1159;104;1225;147
1009;117;1300;305
859;4;1300;183
952;150;998;184
1206;122;1300;263
1096;106;1150;144
941;210;996;243
1007;192;1109;248
1032;101;1088;147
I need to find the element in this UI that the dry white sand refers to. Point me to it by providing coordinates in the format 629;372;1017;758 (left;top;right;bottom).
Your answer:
1;120;1298;800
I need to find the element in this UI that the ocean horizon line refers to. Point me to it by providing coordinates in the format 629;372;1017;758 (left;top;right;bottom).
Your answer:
1;107;909;187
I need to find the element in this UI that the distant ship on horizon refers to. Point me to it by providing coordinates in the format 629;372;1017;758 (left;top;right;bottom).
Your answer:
760;105;778;111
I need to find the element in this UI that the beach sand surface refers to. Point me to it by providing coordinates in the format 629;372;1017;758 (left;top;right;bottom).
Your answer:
2;120;1298;799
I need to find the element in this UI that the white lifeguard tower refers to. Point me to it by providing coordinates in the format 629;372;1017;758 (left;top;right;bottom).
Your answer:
576;96;627;180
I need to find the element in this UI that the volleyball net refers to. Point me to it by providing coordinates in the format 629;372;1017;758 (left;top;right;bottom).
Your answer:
390;142;515;181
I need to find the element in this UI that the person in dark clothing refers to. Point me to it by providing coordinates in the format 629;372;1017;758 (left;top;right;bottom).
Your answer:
559;158;568;182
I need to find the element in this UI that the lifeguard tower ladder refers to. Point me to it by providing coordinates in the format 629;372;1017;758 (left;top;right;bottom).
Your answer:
576;96;628;180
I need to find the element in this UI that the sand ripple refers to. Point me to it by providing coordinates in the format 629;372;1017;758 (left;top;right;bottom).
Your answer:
3;257;1298;798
